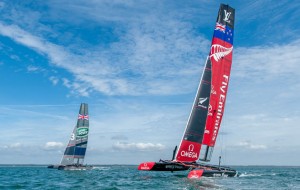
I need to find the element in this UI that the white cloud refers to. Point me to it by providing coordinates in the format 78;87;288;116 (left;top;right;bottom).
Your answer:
0;2;5;9
111;135;128;140
112;142;165;151
49;76;59;85
0;6;209;97
234;40;300;79
43;142;64;150
3;143;22;149
235;141;267;150
27;65;39;72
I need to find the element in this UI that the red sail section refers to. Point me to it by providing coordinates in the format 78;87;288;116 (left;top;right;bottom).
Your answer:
200;4;235;161
202;38;233;147
176;140;201;162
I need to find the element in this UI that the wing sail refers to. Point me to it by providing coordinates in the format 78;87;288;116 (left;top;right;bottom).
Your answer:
175;4;235;162
60;103;89;165
200;4;235;161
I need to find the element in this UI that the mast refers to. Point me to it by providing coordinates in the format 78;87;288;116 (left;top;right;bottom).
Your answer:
175;4;235;163
60;103;90;165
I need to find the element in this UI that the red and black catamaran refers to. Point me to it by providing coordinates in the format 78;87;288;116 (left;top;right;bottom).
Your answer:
138;4;237;178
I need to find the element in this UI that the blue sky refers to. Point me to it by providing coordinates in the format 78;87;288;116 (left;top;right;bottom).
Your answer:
0;0;299;166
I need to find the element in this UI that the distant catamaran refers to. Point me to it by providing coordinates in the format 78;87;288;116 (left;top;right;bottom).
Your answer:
138;4;237;178
48;103;92;170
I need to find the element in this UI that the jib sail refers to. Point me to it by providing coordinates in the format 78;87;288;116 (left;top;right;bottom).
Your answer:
175;4;235;162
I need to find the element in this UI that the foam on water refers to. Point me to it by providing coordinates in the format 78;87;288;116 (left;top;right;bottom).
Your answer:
0;165;299;189
92;166;110;170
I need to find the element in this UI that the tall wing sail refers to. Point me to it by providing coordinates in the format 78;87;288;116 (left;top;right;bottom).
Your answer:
60;103;89;165
200;4;235;162
175;4;235;162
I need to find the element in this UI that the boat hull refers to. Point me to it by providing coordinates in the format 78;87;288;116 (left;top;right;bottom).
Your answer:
138;161;190;171
188;168;238;178
47;165;60;169
138;161;238;178
47;164;93;170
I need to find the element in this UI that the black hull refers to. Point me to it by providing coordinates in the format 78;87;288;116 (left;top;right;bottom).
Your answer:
150;162;190;171
47;165;59;169
138;160;238;178
47;164;93;170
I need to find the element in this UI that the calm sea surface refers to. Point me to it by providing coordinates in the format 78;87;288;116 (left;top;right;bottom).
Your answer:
0;165;299;189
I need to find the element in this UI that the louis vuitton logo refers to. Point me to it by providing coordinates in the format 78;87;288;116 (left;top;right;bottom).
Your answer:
223;10;231;23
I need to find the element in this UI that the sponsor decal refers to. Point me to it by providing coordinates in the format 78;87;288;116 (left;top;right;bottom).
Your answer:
212;173;228;177
77;127;89;137
212;75;229;142
165;165;185;169
138;162;155;170
188;169;204;179
140;163;149;170
207;104;213;116
223;10;231;23
211;85;217;95
197;97;208;108
210;44;233;62
180;144;198;159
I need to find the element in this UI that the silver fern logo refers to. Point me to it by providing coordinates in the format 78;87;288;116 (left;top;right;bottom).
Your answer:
210;44;233;62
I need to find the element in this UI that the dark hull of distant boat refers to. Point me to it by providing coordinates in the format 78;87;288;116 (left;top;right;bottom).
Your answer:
47;164;93;170
47;165;60;169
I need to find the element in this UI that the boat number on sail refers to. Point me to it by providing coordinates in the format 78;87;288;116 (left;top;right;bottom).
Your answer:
77;127;89;137
70;133;75;140
180;144;197;159
223;10;231;23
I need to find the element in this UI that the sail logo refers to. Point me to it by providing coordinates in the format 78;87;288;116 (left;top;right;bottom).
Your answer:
198;97;207;105
211;85;217;95
77;127;89;137
180;144;197;159
215;22;226;33
78;114;89;120
223;10;231;23
210;44;233;62
212;75;229;142
197;97;208;108
207;104;213;116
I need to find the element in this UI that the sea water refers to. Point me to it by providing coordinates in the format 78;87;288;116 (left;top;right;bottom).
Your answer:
0;165;299;189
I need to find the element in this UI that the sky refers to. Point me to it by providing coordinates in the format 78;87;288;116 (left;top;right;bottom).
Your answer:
0;0;300;166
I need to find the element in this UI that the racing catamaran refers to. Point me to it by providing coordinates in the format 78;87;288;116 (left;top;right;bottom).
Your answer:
48;103;92;170
138;4;237;178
